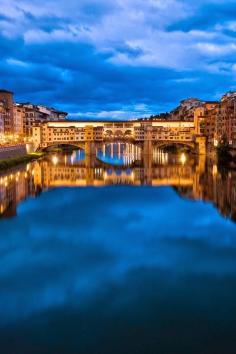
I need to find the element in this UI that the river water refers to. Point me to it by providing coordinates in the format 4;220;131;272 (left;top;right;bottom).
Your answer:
0;143;236;354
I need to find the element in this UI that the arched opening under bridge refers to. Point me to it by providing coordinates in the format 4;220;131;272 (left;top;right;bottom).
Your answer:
40;143;85;152
153;141;195;153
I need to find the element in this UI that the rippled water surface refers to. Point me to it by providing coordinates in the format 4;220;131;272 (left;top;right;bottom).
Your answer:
0;144;236;354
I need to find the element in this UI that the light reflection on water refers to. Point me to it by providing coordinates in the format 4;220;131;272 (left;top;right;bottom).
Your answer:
0;145;235;222
96;142;142;165
0;145;236;353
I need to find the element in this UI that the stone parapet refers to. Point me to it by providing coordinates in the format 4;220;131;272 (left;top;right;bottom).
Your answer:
0;144;27;159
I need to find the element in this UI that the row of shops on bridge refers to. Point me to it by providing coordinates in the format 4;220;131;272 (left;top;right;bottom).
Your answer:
32;120;205;152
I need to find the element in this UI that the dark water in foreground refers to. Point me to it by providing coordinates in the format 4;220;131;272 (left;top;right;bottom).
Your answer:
0;144;236;354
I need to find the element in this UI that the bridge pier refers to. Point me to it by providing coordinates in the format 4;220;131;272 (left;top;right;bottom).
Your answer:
196;136;207;155
143;126;153;184
85;141;96;156
192;154;206;198
85;142;96;185
85;141;96;176
143;125;153;155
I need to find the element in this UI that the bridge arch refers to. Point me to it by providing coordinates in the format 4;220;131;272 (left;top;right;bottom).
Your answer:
39;142;86;152
104;130;113;138
153;141;195;151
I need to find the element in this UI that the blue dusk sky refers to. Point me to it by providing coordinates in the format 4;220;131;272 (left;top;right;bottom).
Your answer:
0;0;236;119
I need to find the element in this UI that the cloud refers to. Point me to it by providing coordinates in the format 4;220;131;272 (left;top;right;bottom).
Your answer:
0;0;236;117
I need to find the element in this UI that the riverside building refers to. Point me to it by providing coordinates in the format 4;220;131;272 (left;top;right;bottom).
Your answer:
0;90;14;136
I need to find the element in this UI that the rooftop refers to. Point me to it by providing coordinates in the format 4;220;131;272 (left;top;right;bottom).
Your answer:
0;89;13;95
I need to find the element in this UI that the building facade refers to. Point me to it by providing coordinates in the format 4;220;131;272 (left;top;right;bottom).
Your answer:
216;92;236;148
18;103;68;137
0;102;5;142
1;87;236;152
13;104;25;137
171;98;203;121
0;90;14;135
194;102;220;150
0;90;68;141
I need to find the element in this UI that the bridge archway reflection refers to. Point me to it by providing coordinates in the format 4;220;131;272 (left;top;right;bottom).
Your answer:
51;149;86;166
96;142;142;166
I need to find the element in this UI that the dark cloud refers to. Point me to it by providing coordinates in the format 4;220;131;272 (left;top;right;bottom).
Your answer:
168;2;236;32
0;0;236;117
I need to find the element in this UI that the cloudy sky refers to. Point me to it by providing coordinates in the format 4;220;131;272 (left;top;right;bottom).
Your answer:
0;0;236;119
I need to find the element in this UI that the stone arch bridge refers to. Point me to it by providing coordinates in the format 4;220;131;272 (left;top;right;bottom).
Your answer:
33;120;207;155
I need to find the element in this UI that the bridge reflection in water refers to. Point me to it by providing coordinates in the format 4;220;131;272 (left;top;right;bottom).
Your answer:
0;143;236;222
96;142;142;166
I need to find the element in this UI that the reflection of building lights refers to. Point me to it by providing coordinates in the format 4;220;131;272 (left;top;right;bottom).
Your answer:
214;139;218;147
71;152;76;165
213;165;218;177
180;153;187;165
26;143;31;154
52;155;58;165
